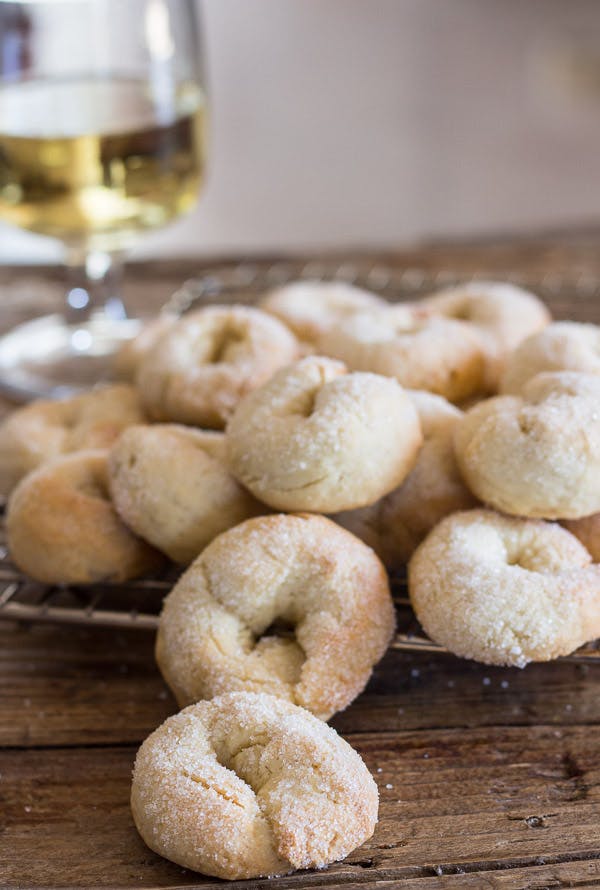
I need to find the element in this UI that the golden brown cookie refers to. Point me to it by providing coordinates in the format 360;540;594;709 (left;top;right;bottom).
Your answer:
335;390;477;566
0;383;145;497
454;372;600;519
6;450;162;584
131;692;378;879
156;513;395;719
137;305;300;428
226;356;422;512
409;509;600;666
108;424;262;564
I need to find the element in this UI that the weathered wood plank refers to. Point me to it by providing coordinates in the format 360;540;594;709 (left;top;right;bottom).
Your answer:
0;623;174;747
1;726;599;888
1;623;599;748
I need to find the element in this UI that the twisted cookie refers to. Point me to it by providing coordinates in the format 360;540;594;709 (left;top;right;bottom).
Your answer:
131;692;378;879
226;355;422;512
108;425;261;564
0;383;144;497
137;305;299;428
156;513;395;720
454;372;600;519
335;391;477;566
421;281;550;391
409;509;600;666
7;450;162;584
500;321;600;394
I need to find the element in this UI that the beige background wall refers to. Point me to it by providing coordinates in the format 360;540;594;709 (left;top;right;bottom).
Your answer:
2;0;600;262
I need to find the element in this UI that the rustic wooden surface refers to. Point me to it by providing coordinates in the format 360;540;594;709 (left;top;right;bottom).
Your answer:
2;234;600;890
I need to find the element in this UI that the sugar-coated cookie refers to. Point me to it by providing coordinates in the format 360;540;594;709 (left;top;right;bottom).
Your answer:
226;356;422;512
131;692;378;879
409;509;600;666
156;513;395;719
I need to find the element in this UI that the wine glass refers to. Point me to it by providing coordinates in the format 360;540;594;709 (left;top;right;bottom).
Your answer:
0;0;206;399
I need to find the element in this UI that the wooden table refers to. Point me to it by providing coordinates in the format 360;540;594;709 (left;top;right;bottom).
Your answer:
2;234;600;890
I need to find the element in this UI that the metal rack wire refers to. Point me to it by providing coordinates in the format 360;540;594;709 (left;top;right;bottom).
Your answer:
1;260;599;663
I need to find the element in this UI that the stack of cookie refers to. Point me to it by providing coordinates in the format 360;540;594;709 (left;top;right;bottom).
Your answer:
3;278;600;879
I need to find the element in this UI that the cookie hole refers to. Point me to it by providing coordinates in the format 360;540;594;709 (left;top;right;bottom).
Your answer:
505;543;548;573
518;414;534;435
79;476;111;502
447;306;471;321
207;325;245;364
259;617;296;641
294;390;317;417
252;618;305;686
61;408;81;430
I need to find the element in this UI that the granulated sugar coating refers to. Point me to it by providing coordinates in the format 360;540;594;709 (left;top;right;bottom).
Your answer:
420;281;551;392
108;424;261;564
131;692;378;880
409;508;600;667
156;513;396;719
317;309;486;403
226;355;422;512
500;321;600;395
137;304;300;429
335;390;477;566
454;372;600;519
259;279;387;344
6;450;163;585
0;382;145;498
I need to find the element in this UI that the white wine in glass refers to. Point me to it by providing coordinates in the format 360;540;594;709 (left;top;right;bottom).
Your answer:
0;0;206;398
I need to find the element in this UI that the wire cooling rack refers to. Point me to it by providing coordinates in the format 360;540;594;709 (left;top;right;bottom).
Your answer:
1;260;600;664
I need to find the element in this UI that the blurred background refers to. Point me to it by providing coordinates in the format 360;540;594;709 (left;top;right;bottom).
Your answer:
2;0;600;263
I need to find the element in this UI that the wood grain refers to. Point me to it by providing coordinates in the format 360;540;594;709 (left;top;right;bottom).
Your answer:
3;238;600;889
2;727;599;889
1;624;599;749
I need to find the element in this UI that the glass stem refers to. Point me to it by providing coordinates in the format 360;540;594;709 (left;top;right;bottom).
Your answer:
64;248;127;325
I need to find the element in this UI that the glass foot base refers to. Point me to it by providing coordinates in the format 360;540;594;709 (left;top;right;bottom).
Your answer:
0;313;141;401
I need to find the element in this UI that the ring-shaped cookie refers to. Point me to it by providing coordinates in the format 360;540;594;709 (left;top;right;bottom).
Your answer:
156;513;396;720
108;424;261;564
0;383;145;497
137;305;300;428
409;509;600;666
500;321;600;394
114;314;177;381
259;279;387;344
226;355;422;512
317;307;486;403
454;372;600;519
6;450;162;584
131;691;378;879
421;281;551;391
